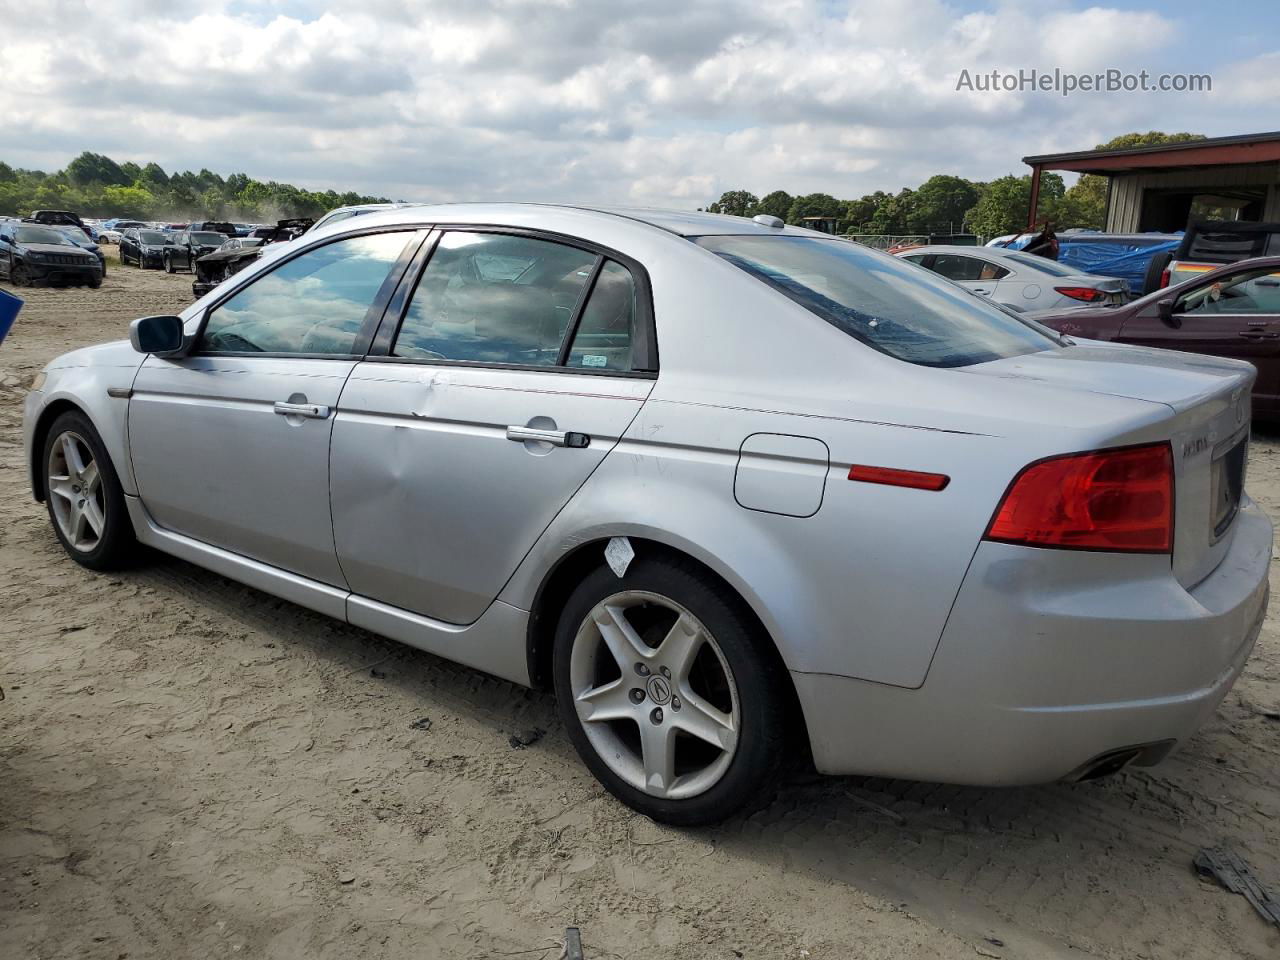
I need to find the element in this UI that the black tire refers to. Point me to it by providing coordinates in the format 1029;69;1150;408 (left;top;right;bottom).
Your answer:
163;255;174;274
552;553;789;826
11;261;30;286
1143;251;1173;295
41;410;137;571
87;274;102;289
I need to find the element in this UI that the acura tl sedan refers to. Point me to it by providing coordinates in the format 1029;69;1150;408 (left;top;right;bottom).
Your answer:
23;205;1271;825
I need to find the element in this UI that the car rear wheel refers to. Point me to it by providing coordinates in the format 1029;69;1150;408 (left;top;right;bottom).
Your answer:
42;411;137;571
553;555;788;826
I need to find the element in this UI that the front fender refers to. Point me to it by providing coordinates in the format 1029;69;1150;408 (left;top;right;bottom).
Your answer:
25;341;145;499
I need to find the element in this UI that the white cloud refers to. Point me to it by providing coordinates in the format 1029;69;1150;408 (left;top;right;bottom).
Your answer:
0;0;1263;207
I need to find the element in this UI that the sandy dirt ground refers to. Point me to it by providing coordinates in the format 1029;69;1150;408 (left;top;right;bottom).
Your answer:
2;249;1280;960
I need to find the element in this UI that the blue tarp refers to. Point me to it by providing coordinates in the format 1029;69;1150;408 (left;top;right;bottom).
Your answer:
0;288;21;346
1057;236;1181;294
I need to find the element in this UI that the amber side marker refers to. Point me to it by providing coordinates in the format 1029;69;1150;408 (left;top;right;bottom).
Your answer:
848;464;950;491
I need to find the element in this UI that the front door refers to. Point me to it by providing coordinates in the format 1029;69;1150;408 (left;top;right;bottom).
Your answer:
129;228;422;585
1117;263;1280;414
331;229;655;623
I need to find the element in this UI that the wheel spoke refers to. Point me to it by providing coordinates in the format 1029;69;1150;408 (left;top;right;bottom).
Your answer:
82;497;105;537
639;720;676;796
575;678;635;724
593;602;651;672
656;613;704;679
673;691;737;752
47;477;77;503
80;460;99;493
70;503;89;546
61;434;86;476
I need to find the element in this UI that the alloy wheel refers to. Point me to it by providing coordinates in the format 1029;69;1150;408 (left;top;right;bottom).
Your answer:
47;431;106;552
569;590;740;800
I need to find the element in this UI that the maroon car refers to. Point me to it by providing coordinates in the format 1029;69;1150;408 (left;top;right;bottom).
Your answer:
1033;256;1280;419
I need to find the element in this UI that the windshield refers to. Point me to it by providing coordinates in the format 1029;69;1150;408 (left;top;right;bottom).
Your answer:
695;235;1057;367
14;226;74;246
193;232;226;244
139;231;168;245
1005;252;1079;277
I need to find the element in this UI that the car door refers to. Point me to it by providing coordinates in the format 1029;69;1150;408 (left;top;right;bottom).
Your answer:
129;227;424;585
927;253;1009;302
331;228;656;623
1116;263;1280;412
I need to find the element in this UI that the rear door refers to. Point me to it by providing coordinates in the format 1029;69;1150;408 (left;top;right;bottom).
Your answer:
925;253;1009;301
1117;263;1280;412
331;228;656;623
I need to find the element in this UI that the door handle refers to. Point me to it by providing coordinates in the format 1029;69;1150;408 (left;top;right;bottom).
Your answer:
506;425;590;448
1238;330;1280;340
274;400;331;419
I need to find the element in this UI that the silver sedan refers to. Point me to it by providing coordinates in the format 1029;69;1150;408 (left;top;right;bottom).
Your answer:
898;244;1129;311
23;204;1271;825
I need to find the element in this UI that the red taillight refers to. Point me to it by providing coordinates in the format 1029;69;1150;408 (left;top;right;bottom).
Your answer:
985;443;1174;553
1159;268;1170;288
1054;285;1105;302
848;464;950;491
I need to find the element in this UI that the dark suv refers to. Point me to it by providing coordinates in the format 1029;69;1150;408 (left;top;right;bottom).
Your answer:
0;222;103;286
28;210;91;238
164;230;228;273
119;228;173;269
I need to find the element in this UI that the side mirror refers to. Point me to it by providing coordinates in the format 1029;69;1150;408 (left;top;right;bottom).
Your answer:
130;315;185;356
1157;298;1180;329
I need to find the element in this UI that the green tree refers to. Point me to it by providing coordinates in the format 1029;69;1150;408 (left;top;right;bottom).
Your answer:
909;175;979;233
65;151;129;186
786;192;841;225
965;173;1066;238
141;162;169;186
867;188;916;235
707;189;759;217
754;190;793;221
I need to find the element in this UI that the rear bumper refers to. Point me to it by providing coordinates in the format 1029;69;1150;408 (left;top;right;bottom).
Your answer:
796;499;1272;783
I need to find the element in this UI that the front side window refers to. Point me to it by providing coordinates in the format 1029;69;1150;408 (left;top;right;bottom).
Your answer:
394;232;598;366
1178;266;1280;316
198;231;411;355
696;235;1057;368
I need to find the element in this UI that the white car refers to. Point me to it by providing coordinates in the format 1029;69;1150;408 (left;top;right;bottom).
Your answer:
899;244;1129;311
23;205;1270;825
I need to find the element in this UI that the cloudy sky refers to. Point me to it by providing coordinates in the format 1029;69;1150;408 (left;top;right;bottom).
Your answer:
1;0;1275;206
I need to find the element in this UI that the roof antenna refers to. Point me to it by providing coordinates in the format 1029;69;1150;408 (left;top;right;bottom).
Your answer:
752;214;784;229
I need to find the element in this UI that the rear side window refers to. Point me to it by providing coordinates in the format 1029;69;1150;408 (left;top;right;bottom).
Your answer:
930;254;1009;282
696;235;1056;368
199;231;412;355
395;231;634;369
566;261;635;370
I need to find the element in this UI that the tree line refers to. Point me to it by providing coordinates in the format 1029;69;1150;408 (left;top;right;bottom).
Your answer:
704;131;1206;238
0;151;389;222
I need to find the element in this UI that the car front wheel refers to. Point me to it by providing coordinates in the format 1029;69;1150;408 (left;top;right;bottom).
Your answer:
42;411;137;570
553;554;788;826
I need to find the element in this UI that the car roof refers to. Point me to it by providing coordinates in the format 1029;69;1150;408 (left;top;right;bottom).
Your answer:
325;202;829;239
902;245;1017;257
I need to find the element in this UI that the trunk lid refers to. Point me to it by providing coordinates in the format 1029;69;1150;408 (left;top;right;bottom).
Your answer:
967;342;1254;588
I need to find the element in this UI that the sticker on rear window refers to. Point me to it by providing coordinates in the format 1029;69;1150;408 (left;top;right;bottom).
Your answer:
582;354;608;367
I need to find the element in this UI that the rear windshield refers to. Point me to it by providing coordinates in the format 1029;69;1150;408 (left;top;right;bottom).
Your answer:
1183;229;1270;263
1005;252;1079;277
695;235;1057;368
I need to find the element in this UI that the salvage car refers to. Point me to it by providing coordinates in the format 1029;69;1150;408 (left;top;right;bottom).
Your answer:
1147;220;1280;293
191;219;311;297
0;221;102;287
163;230;228;273
28;210;92;238
898;245;1129;310
1032;256;1280;419
119;228;173;269
23;205;1271;826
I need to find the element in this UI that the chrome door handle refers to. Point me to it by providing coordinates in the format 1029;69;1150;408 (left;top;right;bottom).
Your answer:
274;401;331;419
506;425;590;448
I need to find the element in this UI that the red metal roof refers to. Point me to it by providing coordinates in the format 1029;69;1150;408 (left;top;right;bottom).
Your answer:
1023;131;1280;174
